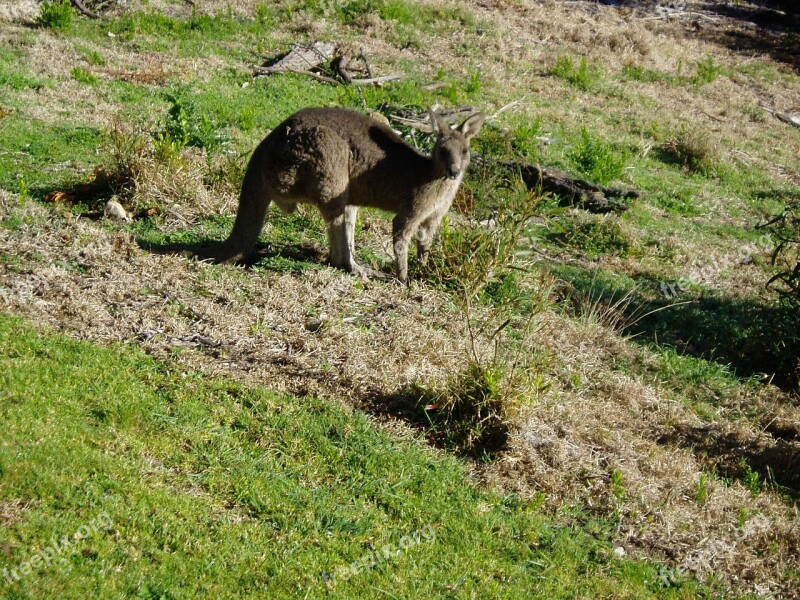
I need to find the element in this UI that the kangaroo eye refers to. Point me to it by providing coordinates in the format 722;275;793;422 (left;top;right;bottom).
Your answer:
462;149;468;157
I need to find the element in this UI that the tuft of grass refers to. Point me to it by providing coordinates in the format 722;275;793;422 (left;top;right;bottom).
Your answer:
567;128;627;185
621;63;675;84
551;56;601;92
82;48;107;66
659;125;721;176
37;0;73;30
71;67;98;86
415;362;516;456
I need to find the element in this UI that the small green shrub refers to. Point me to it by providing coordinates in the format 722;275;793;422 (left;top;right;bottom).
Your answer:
37;0;74;30
567;128;626;185
551;56;600;91
694;54;720;85
695;473;710;505
162;92;222;151
424;180;542;297
71;67;99;85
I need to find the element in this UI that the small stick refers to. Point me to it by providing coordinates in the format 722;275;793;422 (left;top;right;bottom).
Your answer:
359;47;375;79
352;74;405;86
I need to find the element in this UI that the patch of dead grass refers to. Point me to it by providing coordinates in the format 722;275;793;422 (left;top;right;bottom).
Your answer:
483;313;800;597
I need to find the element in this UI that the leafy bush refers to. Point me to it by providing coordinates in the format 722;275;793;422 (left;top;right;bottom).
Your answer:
37;0;73;30
568;128;626;185
162;93;223;151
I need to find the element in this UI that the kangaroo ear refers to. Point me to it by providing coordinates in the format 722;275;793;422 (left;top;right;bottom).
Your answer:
458;112;485;141
428;108;449;135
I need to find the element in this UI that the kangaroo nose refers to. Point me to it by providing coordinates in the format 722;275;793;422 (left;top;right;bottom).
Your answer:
448;168;461;180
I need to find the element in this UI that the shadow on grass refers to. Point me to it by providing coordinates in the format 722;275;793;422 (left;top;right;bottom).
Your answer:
595;0;799;71
555;265;800;494
657;422;800;500
555;265;799;390
138;237;326;272
362;384;510;461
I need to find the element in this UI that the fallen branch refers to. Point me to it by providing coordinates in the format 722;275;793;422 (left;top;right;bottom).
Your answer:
72;0;101;18
760;105;800;128
475;155;636;213
352;74;404;86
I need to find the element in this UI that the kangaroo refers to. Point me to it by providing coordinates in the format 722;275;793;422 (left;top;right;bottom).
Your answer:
215;106;485;282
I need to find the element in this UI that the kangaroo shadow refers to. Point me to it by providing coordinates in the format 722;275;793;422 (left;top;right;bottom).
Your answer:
138;238;326;271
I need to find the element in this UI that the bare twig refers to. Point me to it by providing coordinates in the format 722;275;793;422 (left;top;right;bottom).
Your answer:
359;47;374;79
489;96;527;120
352;74;405;86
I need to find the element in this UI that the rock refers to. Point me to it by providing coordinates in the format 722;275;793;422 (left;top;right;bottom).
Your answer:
104;199;131;222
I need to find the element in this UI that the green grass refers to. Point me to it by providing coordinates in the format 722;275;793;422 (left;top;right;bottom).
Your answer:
0;117;102;193
550;56;601;92
0;315;720;598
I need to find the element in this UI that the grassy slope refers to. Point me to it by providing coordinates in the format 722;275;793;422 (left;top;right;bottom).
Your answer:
0;0;798;596
0;315;714;598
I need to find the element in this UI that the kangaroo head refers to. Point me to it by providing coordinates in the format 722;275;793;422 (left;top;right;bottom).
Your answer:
429;109;486;180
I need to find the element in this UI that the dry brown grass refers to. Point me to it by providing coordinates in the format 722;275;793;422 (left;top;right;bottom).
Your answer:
0;190;484;406
484;314;800;596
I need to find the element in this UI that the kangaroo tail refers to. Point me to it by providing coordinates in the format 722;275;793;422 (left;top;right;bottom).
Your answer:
214;145;272;263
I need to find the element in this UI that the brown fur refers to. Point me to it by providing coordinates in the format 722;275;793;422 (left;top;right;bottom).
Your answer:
216;107;485;282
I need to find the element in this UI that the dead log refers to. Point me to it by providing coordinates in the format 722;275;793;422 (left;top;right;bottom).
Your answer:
475;155;637;213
